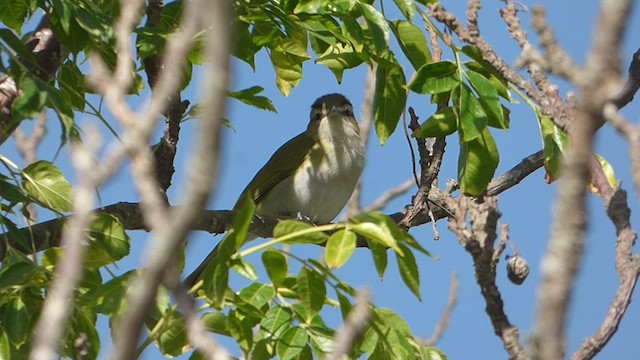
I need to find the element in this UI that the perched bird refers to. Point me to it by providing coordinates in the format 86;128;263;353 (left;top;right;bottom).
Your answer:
184;93;365;287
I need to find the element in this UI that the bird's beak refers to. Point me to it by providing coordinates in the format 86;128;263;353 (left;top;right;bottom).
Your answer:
327;106;340;119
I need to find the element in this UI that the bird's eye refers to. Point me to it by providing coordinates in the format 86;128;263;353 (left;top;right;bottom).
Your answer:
340;107;354;117
311;110;322;121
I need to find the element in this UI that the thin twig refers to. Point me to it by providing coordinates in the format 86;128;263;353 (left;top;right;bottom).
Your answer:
424;273;458;346
345;66;376;218
30;129;101;360
165;261;230;360
328;289;372;360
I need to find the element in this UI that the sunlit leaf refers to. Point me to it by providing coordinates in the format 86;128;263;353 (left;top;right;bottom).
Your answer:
536;109;568;183
21;160;74;212
413;107;457;138
277;327;309;360
261;305;293;337
238;283;275;309
325;229;356;268
390;20;430;70
409;61;459;95
358;3;390;55
392;0;415;21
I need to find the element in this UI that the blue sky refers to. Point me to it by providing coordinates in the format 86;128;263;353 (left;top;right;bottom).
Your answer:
4;0;640;359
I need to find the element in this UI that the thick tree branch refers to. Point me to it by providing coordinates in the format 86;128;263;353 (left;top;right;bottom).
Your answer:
532;0;634;358
30;132;101;359
447;197;527;359
110;0;231;357
142;0;190;192
0;146;547;261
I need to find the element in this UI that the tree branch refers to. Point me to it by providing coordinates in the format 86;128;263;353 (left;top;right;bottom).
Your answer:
532;0;635;358
110;0;231;357
447;197;527;359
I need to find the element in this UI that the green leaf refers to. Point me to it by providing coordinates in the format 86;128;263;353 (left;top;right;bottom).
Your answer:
262;249;288;288
456;83;488;142
358;3;389;55
271;50;303;96
228;196;256;250
462;46;512;101
366;238;388;279
413;107;457;138
274;220;329;244
233;21;258;69
392;0;415;21
419;346;448;360
294;0;356;14
536;109;568;183
87;213;130;264
389;20;431;70
372;308;414;359
316;49;363;83
229;86;277;112
261;305;293;337
58;61;87;111
150;309;188;357
325;229;356;268
277;327;309;360
238;283;275;309
350;213;402;255
21;160;74;212
374;62;406;144
229;309;254;353
202;261;229;307
593;154;617;191
202;311;230;336
409;61;459;95
0;330;10;360
231;258;258;280
0;0;28;34
135;28;167;59
5;296;29;347
458;127;499;196
68;309;100;360
12;75;48;121
297;267;326;322
0;28;35;62
82;272;131;316
0;261;38;288
466;71;507;129
463;60;512;102
395;244;421;300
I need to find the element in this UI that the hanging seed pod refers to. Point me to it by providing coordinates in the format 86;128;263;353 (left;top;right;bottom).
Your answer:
506;254;530;285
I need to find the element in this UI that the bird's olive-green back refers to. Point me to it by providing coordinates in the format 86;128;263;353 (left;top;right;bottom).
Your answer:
233;131;315;211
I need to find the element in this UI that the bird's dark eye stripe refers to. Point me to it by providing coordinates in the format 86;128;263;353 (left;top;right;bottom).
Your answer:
340;107;354;116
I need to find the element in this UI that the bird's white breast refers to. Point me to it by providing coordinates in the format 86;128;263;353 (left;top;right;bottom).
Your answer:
257;117;364;223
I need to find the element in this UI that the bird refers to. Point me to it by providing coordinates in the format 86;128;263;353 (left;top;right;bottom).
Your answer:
184;93;365;288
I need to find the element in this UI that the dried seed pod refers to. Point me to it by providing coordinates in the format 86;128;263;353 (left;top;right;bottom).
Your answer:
507;255;530;285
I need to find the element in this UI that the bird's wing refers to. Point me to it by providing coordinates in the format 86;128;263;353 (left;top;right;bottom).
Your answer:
233;131;315;210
